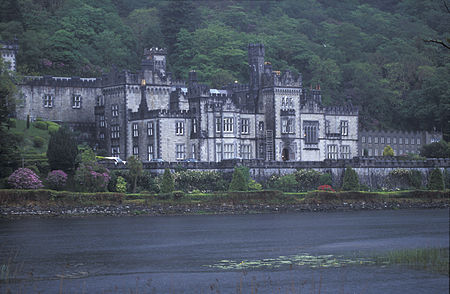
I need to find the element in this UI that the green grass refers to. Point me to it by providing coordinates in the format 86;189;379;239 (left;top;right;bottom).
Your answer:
10;119;54;154
375;248;449;275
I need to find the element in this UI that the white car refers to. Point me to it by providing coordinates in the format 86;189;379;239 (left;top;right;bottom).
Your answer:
101;157;126;165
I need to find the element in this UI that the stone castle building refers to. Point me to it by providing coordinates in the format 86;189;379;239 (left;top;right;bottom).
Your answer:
12;44;362;162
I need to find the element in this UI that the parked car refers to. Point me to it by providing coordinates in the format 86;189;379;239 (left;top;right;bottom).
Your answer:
183;158;198;162
98;157;126;165
151;158;165;163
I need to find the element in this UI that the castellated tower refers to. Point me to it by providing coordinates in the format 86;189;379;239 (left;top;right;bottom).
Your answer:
248;43;265;92
141;47;167;83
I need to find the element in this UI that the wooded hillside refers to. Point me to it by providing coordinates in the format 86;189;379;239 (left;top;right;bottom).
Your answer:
1;0;449;138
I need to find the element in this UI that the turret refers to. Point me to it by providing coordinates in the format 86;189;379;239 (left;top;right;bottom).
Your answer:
141;47;167;73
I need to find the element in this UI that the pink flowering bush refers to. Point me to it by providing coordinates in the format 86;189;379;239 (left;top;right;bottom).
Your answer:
317;185;335;192
8;168;44;189
75;164;111;192
46;170;68;190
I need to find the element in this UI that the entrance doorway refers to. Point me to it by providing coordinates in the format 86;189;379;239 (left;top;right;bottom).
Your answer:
282;148;290;161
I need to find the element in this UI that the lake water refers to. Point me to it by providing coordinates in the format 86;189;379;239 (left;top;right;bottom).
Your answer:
0;209;448;293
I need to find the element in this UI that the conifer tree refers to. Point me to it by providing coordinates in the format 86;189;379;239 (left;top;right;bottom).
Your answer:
127;156;143;193
161;168;174;193
46;126;78;173
229;167;248;191
427;168;444;190
342;166;360;191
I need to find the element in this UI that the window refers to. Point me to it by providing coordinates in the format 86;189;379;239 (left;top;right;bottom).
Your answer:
133;146;139;156
340;121;348;136
374;137;378;144
368;149;372;156
175;144;185;160
111;125;120;139
381;137;385;144
192;118;197;134
399;138;403;144
191;144;196;159
241;118;249;134
111;146;120;157
99;115;105;127
259;143;265;159
417;138;421;145
374;149;379;156
223;118;234;133
216;143;222;162
215;117;221;133
327;145;338;159
304;121;319;144
175;121;184;135
387;137;391;144
96;95;104;106
224;144;234;159
258;121;264;132
112;104;119;117
43;94;53;108
99;132;105;140
147;121;154;136
341;145;350;159
368;136;372;144
241;144;251;159
411;138;415;145
282;118;294;134
393;137;397;144
132;123;139;137
72;95;82;109
362;136;366;143
325;120;330;134
147;145;154;161
405;138;409;145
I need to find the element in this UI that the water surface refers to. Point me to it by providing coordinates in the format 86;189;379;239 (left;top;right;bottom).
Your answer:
0;209;448;293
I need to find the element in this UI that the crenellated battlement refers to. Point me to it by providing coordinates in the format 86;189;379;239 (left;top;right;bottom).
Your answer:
22;75;102;88
272;70;302;87
325;104;359;115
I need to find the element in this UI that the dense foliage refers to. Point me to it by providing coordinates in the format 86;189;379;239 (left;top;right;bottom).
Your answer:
0;0;448;138
420;141;450;158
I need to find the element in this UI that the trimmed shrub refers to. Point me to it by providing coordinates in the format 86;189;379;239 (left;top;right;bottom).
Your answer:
116;176;127;193
342;166;360;191
33;136;46;148
248;179;262;191
428;168;444;190
8;168;43;189
161;168;174;193
46;170;68;190
33;120;47;130
229;167;248;191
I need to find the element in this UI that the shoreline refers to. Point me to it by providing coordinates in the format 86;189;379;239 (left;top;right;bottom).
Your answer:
1;199;448;218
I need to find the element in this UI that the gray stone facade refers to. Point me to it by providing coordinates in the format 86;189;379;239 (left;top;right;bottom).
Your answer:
0;41;18;71
14;44;361;162
359;129;442;156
